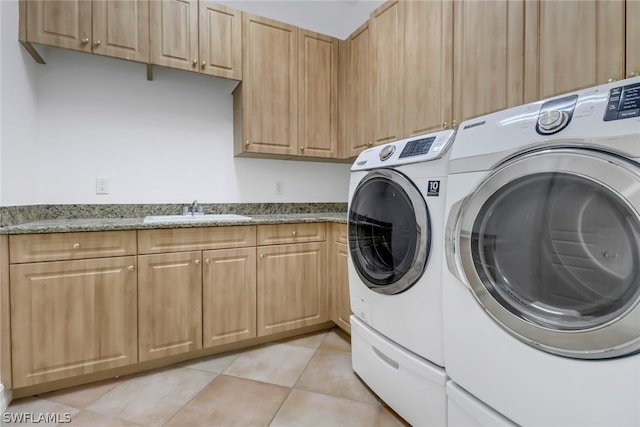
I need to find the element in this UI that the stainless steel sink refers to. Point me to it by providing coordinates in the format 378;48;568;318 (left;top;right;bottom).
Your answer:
143;214;252;224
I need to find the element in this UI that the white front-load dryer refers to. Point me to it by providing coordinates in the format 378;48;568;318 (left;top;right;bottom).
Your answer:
443;76;640;426
348;130;455;426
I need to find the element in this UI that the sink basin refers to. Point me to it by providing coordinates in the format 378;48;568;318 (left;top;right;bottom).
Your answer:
143;214;252;224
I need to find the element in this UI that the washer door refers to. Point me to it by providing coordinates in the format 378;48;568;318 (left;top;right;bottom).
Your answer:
349;169;430;295
452;148;640;359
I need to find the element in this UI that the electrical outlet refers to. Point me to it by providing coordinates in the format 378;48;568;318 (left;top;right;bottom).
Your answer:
275;181;284;195
96;177;110;195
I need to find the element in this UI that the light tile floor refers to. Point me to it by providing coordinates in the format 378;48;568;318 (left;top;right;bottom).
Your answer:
3;329;409;427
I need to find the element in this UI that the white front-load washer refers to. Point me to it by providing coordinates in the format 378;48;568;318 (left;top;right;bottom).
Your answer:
443;76;640;426
348;130;455;426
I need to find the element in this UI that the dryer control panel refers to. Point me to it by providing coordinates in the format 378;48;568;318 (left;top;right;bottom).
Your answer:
604;82;640;121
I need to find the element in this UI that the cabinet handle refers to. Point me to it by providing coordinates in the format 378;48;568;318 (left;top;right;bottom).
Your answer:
192;59;198;67
72;243;80;249
194;259;200;265
201;61;206;68
81;37;89;44
300;146;305;151
94;40;101;46
245;141;250;147
629;71;640;78
128;265;135;272
608;78;618;82
367;141;373;147
443;121;449;129
204;259;210;265
292;230;297;236
259;253;264;259
452;119;458;128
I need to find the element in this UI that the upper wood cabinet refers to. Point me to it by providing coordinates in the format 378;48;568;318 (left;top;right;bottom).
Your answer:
22;0;149;62
453;0;524;124
524;0;625;102
344;22;374;157
402;0;453;136
234;14;298;157
297;30;339;158
150;0;242;80
370;1;402;146
626;0;640;79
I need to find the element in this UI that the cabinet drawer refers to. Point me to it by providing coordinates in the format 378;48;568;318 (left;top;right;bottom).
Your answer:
137;226;256;254
257;223;326;246
9;231;136;264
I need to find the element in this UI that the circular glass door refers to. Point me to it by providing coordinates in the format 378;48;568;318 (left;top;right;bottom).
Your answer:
453;148;640;359
349;169;430;295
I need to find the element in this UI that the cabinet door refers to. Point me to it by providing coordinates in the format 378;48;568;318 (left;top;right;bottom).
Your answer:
92;0;149;62
348;22;374;156
402;0;453;136
150;0;199;72
25;0;92;53
203;247;256;347
10;256;137;388
524;0;625;101
240;14;298;156
329;225;350;334
138;251;202;361
370;1;402;145
257;242;327;336
199;1;242;80
454;0;524;123
337;39;351;159
627;0;640;78
298;30;338;158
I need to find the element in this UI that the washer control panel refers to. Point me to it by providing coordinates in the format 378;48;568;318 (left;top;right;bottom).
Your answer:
604;82;640;121
536;94;578;135
398;136;435;158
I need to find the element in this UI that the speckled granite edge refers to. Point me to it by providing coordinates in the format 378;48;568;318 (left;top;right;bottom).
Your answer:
0;203;347;227
0;204;348;234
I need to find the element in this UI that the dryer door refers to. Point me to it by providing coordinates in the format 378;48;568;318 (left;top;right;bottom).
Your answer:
451;148;640;359
349;168;430;295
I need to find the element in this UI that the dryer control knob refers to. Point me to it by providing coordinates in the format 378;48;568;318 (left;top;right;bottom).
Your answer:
538;110;569;134
379;145;396;161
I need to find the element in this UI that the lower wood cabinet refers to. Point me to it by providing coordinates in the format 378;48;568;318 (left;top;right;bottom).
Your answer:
203;247;257;347
256;224;327;336
329;224;351;334
10;256;138;388
137;251;203;362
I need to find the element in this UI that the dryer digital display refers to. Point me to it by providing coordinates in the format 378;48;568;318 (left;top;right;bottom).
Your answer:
399;137;436;158
604;82;640;121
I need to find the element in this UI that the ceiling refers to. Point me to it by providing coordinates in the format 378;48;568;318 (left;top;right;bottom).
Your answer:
214;0;386;40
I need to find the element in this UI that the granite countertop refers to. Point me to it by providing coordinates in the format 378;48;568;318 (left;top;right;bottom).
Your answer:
0;212;348;234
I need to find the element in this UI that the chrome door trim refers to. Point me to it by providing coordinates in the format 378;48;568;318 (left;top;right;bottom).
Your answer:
450;148;640;359
348;168;430;295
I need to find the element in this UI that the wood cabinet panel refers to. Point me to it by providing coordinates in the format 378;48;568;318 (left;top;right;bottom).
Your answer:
203;247;256;347
257;223;325;246
25;0;92;53
10;256;138;388
626;0;640;78
92;0;149;61
150;0;198;71
10;231;136;264
138;226;256;254
329;224;350;334
371;0;401;145
235;14;298;156
453;0;524;123
347;22;373;156
257;242;327;336
298;30;338;158
138;251;202;361
524;0;625;102
402;0;453;135
199;1;242;79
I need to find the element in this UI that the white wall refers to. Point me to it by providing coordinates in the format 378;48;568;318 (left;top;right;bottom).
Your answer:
0;0;353;206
